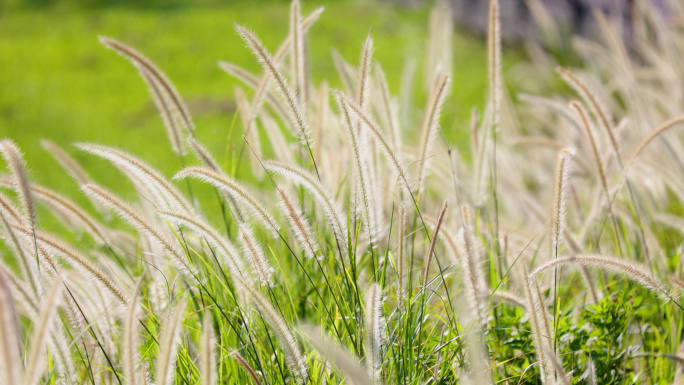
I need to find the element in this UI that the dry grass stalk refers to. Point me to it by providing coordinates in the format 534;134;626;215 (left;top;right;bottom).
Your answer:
521;262;552;382
0;196;41;301
312;81;328;166
142;68;187;156
1;263;40;319
158;210;246;281
77;143;195;214
300;325;373;385
456;205;487;326
473;0;501;205
587;358;598;385
336;91;379;243
524;0;560;46
426;0;452;83
356;35;374;114
337;92;411;192
0;191;22;223
254;5;323;120
155;295;187;385
24;281;62;385
235;277;308;383
545;348;570;385
290;0;306;105
532;276;553;363
229;5;324;139
0;269;21;385
396;203;407;305
276;188;319;259
13;225;128;306
355;36;378;214
238;225;274;287
41;139;110;219
263;160;348;254
416;74;451;192
363;283;384;383
0;140;38;260
669;276;684;291
0;180;111;245
375;64;401;155
626;115;684;168
187;137;246;222
230;349;263;385
332;49;357;95
123;278;144;384
174;166;280;235
569;101;610;200
259;110;296;165
82;183;198;281
487;0;501;134
422;200;448;288
217;61;290;124
99;37;194;150
200;313;217;385
235;86;264;179
551;147;576;255
490;290;525;309
530;254;669;297
557;67;618;156
236;25;312;146
423;216;461;264
41;140;92;183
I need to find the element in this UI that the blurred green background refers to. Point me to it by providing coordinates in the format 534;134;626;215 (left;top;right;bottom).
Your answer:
0;0;510;232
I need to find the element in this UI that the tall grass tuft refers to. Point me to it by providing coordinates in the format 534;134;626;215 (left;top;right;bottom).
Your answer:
4;0;684;383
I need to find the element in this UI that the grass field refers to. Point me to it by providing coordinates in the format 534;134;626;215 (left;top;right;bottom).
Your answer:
10;1;684;383
0;0;502;220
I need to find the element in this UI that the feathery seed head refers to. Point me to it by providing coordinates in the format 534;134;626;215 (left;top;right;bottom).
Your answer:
357;35;374;111
200;313;217;385
422;200;448;289
77;143;195;214
238;225;275;287
569;101;610;198
0;139;36;231
416;74;451;192
335;90;379;243
155;295;187;385
276;188;319;259
81;183;199;282
99;36;194;155
0;269;21;385
235;24;312;146
396;203;407;304
263;160;349;254
300;325;373;385
363;283;385;383
174;166;280;235
235;277;308;383
531;254;670;298
551;146;576;254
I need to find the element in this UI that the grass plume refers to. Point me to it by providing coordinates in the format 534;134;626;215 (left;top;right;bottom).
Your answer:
174;166;280;235
155;295;187;385
363;282;384;383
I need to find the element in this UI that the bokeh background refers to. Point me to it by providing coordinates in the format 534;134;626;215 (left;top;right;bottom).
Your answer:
0;0;501;196
2;0;650;233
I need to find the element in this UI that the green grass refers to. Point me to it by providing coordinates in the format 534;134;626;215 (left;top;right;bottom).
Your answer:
0;0;500;221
